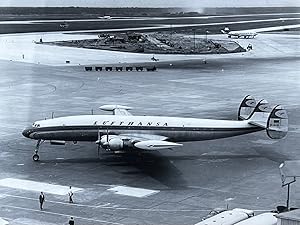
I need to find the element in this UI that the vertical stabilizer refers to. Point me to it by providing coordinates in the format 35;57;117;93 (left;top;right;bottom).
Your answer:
248;99;271;123
267;105;288;139
238;95;256;120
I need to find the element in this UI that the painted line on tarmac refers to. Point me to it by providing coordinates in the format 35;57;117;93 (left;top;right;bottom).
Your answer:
1;12;300;25
0;204;124;225
3;194;111;209
62;17;300;34
1;12;300;24
2;194;273;213
6;17;298;36
0;178;83;195
3;194;211;212
107;185;160;198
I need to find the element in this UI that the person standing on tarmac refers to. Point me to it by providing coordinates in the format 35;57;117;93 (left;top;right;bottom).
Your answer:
68;186;74;203
68;216;75;225
39;192;45;210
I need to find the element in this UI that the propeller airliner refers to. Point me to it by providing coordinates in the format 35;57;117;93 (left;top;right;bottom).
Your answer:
22;95;288;161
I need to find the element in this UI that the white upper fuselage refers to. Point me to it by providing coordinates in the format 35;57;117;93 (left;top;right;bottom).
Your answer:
33;115;251;129
22;114;263;143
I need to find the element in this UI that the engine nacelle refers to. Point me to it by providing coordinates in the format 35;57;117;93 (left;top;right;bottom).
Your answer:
50;140;66;145
100;135;124;150
108;138;124;150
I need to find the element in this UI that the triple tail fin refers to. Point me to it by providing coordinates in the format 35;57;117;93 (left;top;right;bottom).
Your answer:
238;95;288;139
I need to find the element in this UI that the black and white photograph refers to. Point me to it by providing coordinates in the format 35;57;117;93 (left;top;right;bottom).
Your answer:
0;0;299;224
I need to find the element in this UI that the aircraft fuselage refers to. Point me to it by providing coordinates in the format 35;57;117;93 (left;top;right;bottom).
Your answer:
22;115;262;143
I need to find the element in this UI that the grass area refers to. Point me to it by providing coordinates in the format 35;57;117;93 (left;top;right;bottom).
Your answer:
43;31;246;54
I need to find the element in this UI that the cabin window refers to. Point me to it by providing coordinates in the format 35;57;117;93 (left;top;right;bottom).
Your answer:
273;119;280;126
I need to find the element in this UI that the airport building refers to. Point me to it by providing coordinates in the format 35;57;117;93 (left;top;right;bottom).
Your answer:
276;209;300;225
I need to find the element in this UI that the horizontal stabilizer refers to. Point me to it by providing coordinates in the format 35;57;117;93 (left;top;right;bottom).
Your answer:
248;121;267;128
134;140;182;150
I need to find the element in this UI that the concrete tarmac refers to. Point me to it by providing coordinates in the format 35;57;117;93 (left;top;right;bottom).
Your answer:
0;26;299;225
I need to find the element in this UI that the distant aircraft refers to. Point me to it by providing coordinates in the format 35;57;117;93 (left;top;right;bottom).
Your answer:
221;27;258;39
60;22;69;29
22;95;288;161
99;15;112;20
151;55;159;61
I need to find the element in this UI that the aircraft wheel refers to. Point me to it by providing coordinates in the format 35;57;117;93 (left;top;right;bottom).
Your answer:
32;154;39;161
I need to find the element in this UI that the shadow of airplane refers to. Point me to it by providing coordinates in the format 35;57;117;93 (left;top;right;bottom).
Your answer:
40;150;188;189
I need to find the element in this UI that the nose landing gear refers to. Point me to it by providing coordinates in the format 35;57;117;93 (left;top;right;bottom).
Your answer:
32;153;39;161
33;139;44;161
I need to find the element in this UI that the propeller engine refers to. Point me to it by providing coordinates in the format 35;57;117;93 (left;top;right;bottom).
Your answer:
100;135;124;151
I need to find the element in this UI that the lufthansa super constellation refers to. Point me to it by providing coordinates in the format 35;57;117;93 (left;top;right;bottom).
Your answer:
22;95;288;161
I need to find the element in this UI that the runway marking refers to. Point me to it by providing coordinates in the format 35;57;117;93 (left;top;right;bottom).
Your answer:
0;13;299;25
107;185;160;198
2;194;212;212
60;18;300;34
0;217;9;225
0;178;83;195
0;204;124;225
94;183;115;187
225;197;235;201
236;24;300;33
251;139;278;145
3;194;112;209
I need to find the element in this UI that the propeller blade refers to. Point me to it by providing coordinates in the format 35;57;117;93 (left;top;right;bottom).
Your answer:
106;128;109;142
97;130;101;158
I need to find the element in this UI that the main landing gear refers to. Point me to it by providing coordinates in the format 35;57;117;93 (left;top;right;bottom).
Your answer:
33;139;44;161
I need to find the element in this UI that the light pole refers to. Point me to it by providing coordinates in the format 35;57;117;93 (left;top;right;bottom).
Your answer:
205;30;209;42
279;162;297;210
192;28;196;50
282;177;296;209
170;24;173;43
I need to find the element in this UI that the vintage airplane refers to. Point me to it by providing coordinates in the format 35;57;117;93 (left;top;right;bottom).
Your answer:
221;27;258;39
59;22;69;29
98;15;112;20
22;95;288;161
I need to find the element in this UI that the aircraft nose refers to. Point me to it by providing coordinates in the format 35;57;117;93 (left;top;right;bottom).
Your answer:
22;128;31;138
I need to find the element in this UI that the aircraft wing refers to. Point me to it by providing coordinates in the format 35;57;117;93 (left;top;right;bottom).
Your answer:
118;133;182;150
134;140;182;150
